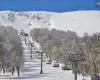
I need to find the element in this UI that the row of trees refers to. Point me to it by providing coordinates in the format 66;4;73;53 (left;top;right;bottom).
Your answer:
30;28;78;60
82;33;100;77
0;26;23;76
30;28;100;78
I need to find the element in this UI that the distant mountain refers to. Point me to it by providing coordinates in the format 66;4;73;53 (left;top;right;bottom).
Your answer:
0;10;100;36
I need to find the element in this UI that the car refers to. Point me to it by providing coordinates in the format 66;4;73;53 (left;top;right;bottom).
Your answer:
37;56;41;59
32;51;36;54
37;54;41;59
52;60;59;67
91;76;100;80
62;64;71;70
46;58;51;64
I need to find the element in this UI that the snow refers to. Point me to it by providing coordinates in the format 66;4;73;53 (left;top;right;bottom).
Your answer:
51;11;100;36
0;10;100;36
28;37;41;50
0;36;91;80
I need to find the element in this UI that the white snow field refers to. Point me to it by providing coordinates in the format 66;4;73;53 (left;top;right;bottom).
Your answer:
0;10;100;36
0;36;91;80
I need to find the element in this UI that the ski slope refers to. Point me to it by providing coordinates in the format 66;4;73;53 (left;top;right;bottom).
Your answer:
0;10;100;36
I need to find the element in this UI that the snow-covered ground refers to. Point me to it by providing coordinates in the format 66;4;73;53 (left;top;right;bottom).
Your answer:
0;10;100;36
0;36;91;80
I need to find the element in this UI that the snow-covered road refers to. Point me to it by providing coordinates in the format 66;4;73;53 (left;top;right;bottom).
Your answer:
0;36;91;80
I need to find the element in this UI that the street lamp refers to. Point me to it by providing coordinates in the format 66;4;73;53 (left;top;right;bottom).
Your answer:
24;33;28;44
39;50;43;74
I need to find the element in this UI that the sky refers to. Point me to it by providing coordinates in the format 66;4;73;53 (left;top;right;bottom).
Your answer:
0;0;100;12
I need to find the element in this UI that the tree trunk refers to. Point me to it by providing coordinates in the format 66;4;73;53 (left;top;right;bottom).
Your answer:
93;62;97;77
74;62;78;80
25;36;26;44
12;66;14;75
2;66;5;73
16;66;20;76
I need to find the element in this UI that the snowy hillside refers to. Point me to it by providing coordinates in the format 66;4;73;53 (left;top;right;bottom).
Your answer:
0;10;100;36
